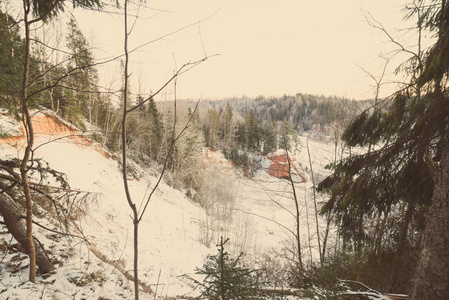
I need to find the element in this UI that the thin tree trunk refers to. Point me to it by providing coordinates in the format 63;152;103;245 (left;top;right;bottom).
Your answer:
220;237;225;300
306;138;323;267
411;148;449;300
20;0;36;283
321;210;332;260
122;2;140;299
304;188;313;268
283;143;302;271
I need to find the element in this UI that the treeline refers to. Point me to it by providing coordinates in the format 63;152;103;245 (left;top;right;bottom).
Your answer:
199;103;292;154
198;94;367;132
162;95;362;172
1;3;362;182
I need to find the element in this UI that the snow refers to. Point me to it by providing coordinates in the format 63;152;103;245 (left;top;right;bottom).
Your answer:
0;113;22;137
0;112;354;299
1;113;210;299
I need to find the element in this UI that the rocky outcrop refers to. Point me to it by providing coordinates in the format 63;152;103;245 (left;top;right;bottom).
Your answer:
0;110;115;160
266;150;308;183
0;111;77;145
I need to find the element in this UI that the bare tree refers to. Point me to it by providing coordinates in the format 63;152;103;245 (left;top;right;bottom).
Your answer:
281;134;303;273
306;137;323;268
120;2;210;298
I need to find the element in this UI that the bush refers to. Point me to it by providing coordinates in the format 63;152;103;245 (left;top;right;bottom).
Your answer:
184;237;266;299
224;148;258;175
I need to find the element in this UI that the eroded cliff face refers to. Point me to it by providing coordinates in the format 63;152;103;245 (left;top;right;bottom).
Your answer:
1;111;76;143
0;111;115;160
265;150;308;183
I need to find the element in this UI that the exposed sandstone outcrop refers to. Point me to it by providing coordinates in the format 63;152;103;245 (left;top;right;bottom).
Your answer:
266;150;308;183
0;111;115;160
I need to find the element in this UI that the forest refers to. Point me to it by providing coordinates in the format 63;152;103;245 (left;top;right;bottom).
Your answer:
1;0;449;299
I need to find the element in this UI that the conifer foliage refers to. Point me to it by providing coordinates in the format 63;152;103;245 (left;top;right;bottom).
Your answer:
186;237;266;299
0;10;25;107
318;1;449;297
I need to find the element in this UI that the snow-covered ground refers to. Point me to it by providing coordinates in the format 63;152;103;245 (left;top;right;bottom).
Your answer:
0;112;349;299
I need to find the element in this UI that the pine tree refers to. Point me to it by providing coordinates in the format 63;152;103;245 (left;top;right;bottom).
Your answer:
262;120;277;155
244;109;260;152
187;237;266;300
0;9;24;108
223;103;236;146
205;108;220;149
280;120;298;152
168;105;204;189
146;97;163;161
63;17;99;126
0;8;43;110
318;1;449;296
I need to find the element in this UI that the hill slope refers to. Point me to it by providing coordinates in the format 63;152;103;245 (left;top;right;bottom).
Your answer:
0;111;346;299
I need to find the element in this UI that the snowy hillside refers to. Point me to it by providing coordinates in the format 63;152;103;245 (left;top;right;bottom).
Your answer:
0;111;349;299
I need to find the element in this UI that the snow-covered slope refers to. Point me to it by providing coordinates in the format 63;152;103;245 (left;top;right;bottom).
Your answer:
1;112;210;299
0;112;349;299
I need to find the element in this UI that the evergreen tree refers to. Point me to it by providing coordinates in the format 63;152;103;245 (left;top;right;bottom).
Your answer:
29;0;102;21
236;122;247;150
0;8;41;111
63;17;99;126
261;120;277;155
205;108;220;149
146;97;163;161
280;119;298;152
244;109;260;152
223;103;236;146
318;1;449;296
0;9;24;108
169;106;204;189
187;237;266;299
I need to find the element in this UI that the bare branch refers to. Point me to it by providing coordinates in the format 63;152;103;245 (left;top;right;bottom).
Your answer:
126;55;216;114
364;11;419;60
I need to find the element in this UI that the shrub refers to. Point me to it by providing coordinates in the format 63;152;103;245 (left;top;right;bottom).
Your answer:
184;237;266;299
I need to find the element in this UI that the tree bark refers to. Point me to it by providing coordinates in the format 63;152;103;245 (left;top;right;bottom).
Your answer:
0;193;55;273
122;2;141;299
306;138;323;267
284;147;302;272
20;0;37;283
411;149;449;299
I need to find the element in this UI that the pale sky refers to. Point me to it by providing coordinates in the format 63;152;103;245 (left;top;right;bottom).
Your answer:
73;0;421;101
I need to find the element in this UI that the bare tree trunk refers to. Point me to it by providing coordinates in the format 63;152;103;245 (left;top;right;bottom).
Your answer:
20;0;36;283
118;4;206;297
121;2;141;299
321;210;332;260
303;188;313;268
283;139;302;272
411;148;449;300
0;194;54;273
220;237;225;300
306;138;323;267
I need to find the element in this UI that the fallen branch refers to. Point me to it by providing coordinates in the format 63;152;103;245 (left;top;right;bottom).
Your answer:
339;280;408;300
89;246;153;295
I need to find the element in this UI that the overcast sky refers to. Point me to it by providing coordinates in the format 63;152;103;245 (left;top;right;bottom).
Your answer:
73;0;421;101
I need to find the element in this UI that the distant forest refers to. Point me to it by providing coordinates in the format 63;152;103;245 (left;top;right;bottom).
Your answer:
193;94;369;132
